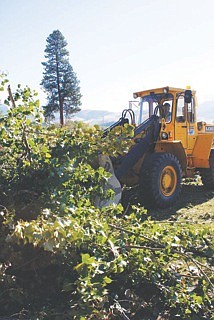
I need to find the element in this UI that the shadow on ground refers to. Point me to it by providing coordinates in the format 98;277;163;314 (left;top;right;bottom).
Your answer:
122;183;214;221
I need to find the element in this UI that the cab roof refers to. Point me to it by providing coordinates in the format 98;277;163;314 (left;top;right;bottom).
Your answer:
133;86;196;98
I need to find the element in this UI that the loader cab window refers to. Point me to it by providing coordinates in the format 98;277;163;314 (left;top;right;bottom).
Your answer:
136;99;153;125
187;98;195;123
176;96;185;123
138;93;173;125
176;95;195;123
140;101;150;122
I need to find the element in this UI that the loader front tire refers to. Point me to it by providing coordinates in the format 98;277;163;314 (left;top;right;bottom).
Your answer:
200;149;214;190
140;153;182;209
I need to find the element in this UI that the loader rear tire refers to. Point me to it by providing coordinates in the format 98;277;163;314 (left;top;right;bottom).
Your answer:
140;153;182;209
200;149;214;190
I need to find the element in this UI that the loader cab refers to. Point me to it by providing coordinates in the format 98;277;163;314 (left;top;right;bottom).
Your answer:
132;87;197;151
132;89;174;125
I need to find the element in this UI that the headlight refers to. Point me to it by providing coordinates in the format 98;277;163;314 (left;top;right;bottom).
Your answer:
133;93;138;99
161;132;168;140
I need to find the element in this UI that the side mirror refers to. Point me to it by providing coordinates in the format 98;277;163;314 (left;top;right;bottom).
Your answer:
184;90;192;103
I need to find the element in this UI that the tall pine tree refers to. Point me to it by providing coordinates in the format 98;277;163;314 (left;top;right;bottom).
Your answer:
41;30;82;125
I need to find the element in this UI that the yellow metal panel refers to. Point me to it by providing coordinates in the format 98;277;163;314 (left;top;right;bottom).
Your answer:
192;134;213;168
188;123;198;151
174;122;188;149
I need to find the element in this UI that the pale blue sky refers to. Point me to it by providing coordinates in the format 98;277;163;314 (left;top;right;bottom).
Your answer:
1;0;214;111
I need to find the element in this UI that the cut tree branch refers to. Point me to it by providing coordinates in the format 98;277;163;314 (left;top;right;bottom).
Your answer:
7;85;16;108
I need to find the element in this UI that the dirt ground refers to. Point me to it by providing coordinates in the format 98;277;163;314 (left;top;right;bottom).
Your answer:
149;182;214;223
123;180;214;224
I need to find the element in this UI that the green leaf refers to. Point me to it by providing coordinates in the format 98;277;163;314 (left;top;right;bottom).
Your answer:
81;253;96;265
45;152;51;158
103;276;112;284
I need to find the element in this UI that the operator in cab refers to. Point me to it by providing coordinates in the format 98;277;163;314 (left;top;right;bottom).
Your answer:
162;102;171;122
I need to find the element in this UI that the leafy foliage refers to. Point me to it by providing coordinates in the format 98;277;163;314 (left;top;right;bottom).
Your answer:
0;74;213;319
41;30;82;125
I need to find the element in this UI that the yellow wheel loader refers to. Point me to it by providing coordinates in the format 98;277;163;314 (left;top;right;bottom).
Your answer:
102;87;214;209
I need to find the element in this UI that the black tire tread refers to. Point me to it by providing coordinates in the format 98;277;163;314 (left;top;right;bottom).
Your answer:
200;149;214;189
140;153;182;209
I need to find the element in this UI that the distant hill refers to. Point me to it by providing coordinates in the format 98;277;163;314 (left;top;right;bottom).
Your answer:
73;100;213;126
72;109;122;127
0;101;212;125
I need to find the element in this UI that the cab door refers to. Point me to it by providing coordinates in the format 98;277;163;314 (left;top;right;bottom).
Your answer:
186;98;197;152
175;96;188;149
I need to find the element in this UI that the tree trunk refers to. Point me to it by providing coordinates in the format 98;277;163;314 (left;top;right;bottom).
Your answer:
58;88;64;126
56;54;64;126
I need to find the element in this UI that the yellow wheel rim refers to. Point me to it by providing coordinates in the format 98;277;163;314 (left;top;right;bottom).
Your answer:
160;165;177;197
